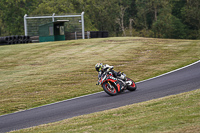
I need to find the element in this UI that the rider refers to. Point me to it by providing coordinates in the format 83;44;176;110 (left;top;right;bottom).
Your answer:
95;63;126;82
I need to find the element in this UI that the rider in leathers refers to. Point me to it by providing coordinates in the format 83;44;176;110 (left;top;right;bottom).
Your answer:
95;63;126;91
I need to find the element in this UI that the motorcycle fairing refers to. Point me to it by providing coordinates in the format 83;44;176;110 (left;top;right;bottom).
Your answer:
105;76;124;92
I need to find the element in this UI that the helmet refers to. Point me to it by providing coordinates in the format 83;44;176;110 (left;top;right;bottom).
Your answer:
95;63;103;72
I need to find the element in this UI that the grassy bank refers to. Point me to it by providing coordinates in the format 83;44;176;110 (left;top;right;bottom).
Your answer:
10;89;200;133
0;37;200;115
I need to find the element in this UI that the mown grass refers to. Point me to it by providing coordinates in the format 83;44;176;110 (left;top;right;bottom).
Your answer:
0;37;200;115
10;89;200;133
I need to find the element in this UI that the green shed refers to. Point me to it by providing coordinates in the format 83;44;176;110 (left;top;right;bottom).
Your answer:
39;20;68;42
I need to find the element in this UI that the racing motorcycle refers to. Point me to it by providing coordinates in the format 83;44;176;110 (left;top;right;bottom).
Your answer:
97;72;137;96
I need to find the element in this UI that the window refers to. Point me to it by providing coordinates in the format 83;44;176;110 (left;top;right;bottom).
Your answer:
49;27;53;35
60;26;64;35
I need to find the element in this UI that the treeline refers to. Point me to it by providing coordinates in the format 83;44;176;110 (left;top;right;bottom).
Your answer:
0;0;199;39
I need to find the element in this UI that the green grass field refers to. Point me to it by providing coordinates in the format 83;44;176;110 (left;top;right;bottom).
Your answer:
0;37;200;116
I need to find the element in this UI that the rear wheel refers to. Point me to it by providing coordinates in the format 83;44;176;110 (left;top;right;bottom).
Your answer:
102;82;118;96
126;77;137;91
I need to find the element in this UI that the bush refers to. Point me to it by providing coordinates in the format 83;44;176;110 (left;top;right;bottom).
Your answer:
152;15;187;39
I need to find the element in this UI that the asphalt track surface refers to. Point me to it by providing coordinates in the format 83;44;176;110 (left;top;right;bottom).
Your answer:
1;60;200;133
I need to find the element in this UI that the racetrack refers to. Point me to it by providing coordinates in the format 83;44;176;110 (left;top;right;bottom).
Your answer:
0;60;200;133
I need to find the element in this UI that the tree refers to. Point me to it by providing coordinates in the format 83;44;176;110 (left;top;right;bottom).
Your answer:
116;6;128;36
31;0;76;15
79;0;120;35
182;0;200;38
0;0;199;39
152;8;186;39
134;0;170;31
171;0;186;19
0;0;41;36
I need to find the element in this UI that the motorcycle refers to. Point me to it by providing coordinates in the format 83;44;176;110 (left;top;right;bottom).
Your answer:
97;72;137;96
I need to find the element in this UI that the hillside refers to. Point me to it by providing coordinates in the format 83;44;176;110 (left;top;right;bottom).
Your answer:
0;37;200;115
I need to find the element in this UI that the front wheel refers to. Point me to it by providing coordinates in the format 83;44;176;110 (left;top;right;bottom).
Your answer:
102;82;118;96
126;77;137;91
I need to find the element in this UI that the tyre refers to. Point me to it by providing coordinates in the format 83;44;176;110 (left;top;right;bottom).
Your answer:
126;77;137;91
102;82;118;96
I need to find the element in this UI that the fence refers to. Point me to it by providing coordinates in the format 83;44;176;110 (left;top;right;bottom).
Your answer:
24;12;85;39
65;31;108;40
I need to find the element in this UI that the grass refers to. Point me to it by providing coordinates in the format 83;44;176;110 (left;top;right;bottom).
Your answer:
0;37;200;115
10;89;200;133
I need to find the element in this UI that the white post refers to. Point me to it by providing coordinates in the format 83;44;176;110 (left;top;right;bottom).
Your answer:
52;13;55;22
81;12;85;39
75;32;77;40
24;14;28;36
